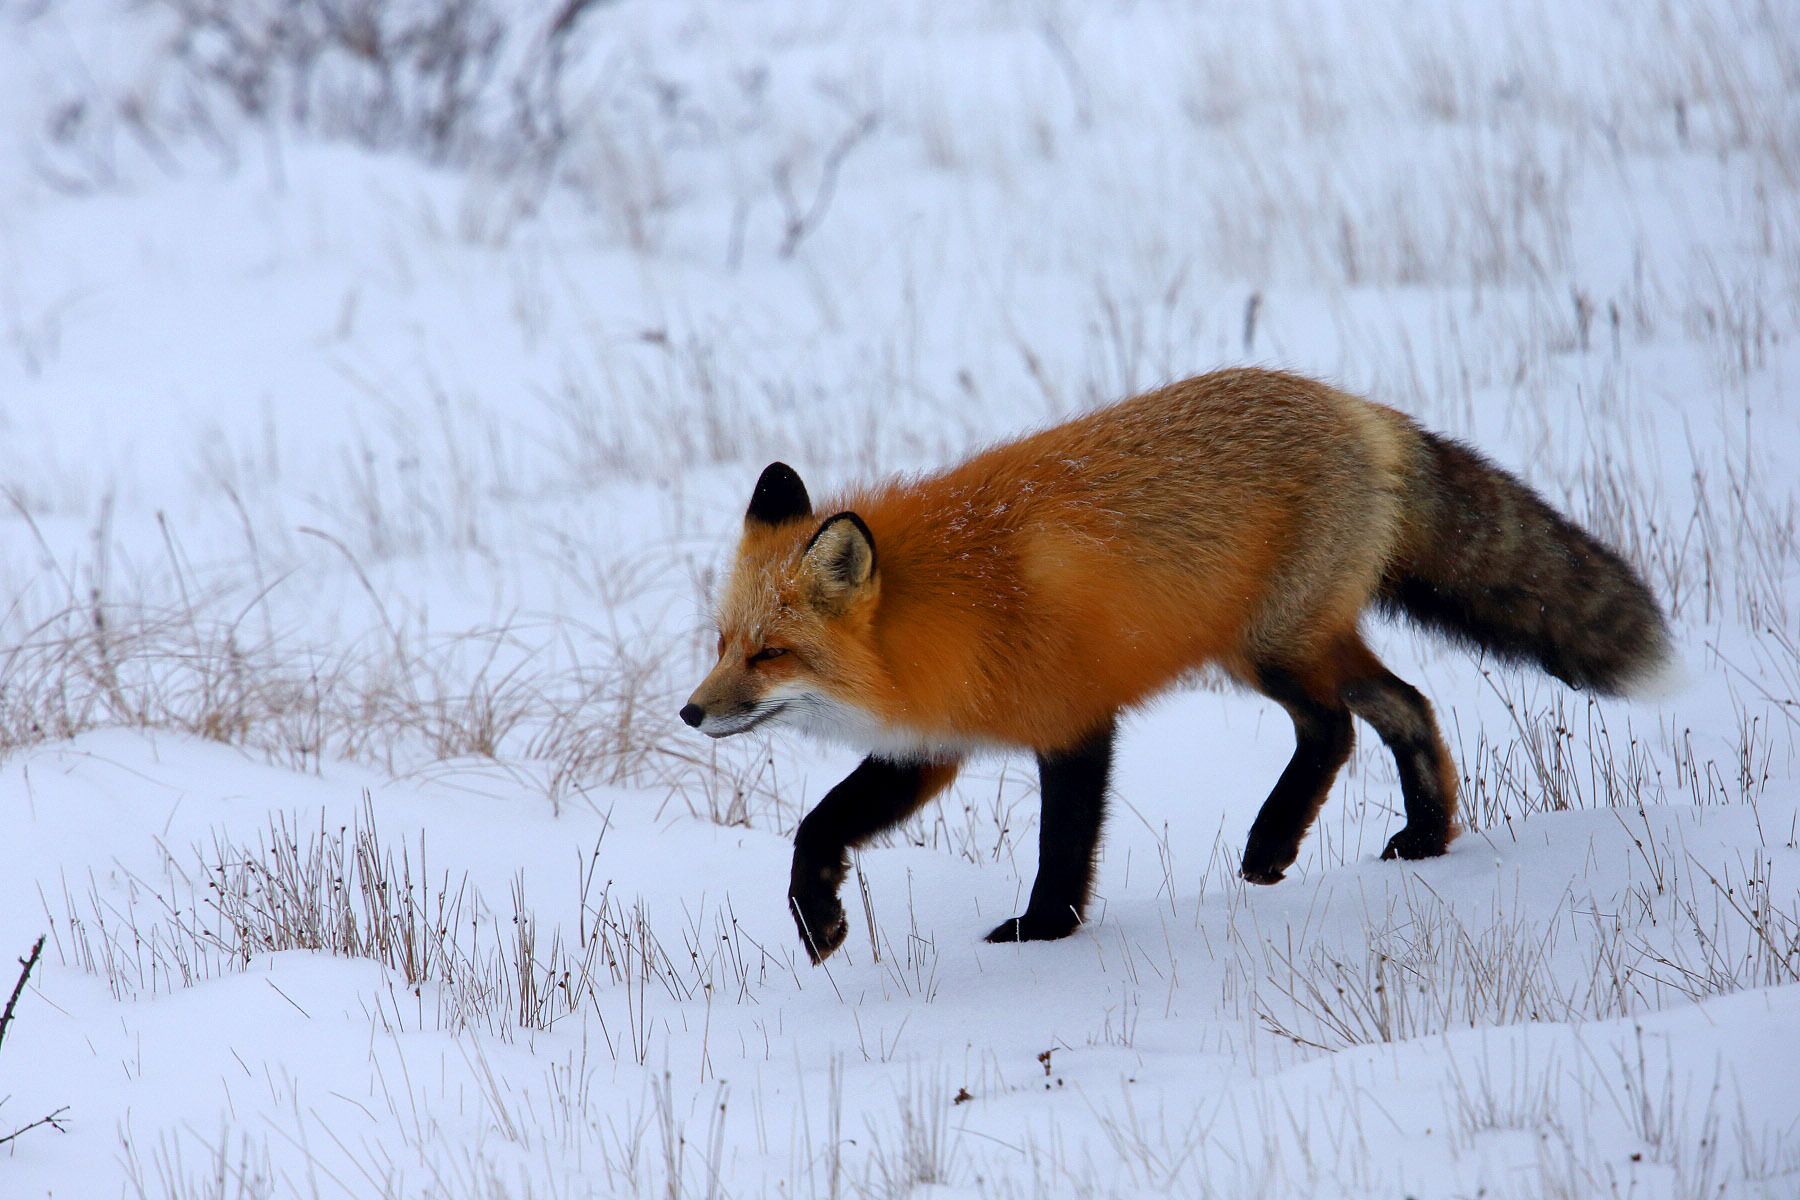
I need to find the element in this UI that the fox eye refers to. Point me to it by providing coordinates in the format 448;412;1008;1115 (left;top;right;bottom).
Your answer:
747;646;789;666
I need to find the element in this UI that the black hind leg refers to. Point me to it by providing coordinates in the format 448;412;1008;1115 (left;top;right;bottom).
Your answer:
1240;664;1355;884
987;715;1117;943
1341;666;1459;861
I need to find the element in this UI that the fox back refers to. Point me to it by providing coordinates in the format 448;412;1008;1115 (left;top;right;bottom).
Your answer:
687;369;1430;755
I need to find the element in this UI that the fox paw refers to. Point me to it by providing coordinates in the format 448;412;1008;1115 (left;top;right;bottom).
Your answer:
984;910;1081;943
1380;825;1450;862
789;889;848;964
1239;835;1296;885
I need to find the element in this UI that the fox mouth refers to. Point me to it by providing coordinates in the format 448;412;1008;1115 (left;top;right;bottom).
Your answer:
701;701;788;739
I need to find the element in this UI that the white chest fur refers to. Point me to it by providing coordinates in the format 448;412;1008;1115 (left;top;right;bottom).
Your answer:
770;689;1000;762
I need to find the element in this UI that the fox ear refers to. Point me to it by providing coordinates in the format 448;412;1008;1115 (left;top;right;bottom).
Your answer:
802;513;876;609
746;462;811;526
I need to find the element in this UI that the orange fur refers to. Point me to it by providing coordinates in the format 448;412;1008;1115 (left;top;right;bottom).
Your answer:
688;368;1417;757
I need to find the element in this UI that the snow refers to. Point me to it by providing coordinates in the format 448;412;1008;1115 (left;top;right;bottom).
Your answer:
1;0;1797;1196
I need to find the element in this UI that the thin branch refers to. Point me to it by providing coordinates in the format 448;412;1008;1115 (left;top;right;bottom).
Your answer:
0;1106;70;1147
0;937;67;1148
0;936;45;1053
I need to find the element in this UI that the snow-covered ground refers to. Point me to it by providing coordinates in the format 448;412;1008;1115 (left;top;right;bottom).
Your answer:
1;1;1796;1195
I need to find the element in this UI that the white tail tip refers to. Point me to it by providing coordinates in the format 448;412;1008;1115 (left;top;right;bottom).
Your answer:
1619;644;1687;701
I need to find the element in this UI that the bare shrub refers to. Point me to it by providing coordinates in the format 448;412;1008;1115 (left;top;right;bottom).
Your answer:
1257;814;1800;1053
35;0;615;193
46;801;788;1049
1457;672;1665;834
118;1124;275;1200
0;502;805;827
1638;851;1800;1000
1256;883;1584;1049
0;593;695;793
861;1070;962;1199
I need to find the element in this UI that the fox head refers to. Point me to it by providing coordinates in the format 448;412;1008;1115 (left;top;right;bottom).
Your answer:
681;463;883;739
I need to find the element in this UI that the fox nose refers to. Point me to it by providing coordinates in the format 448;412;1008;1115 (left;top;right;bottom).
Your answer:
679;703;705;728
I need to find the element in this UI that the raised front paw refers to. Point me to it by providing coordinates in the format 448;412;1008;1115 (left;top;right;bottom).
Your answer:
1239;831;1296;885
789;884;849;964
1380;824;1452;862
983;909;1081;944
788;842;850;964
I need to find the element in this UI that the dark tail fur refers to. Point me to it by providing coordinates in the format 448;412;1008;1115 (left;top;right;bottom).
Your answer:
1379;430;1672;695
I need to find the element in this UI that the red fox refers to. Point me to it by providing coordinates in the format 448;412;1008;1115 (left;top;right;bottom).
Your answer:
681;369;1672;962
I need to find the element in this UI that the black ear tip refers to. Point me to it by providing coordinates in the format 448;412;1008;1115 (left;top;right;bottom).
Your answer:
747;462;811;526
758;461;800;486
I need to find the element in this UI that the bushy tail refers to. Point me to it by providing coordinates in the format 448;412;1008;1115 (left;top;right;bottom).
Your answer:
1378;430;1673;696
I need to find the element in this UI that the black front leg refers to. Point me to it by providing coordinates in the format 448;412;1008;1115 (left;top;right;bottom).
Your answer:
789;755;961;963
986;715;1118;944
